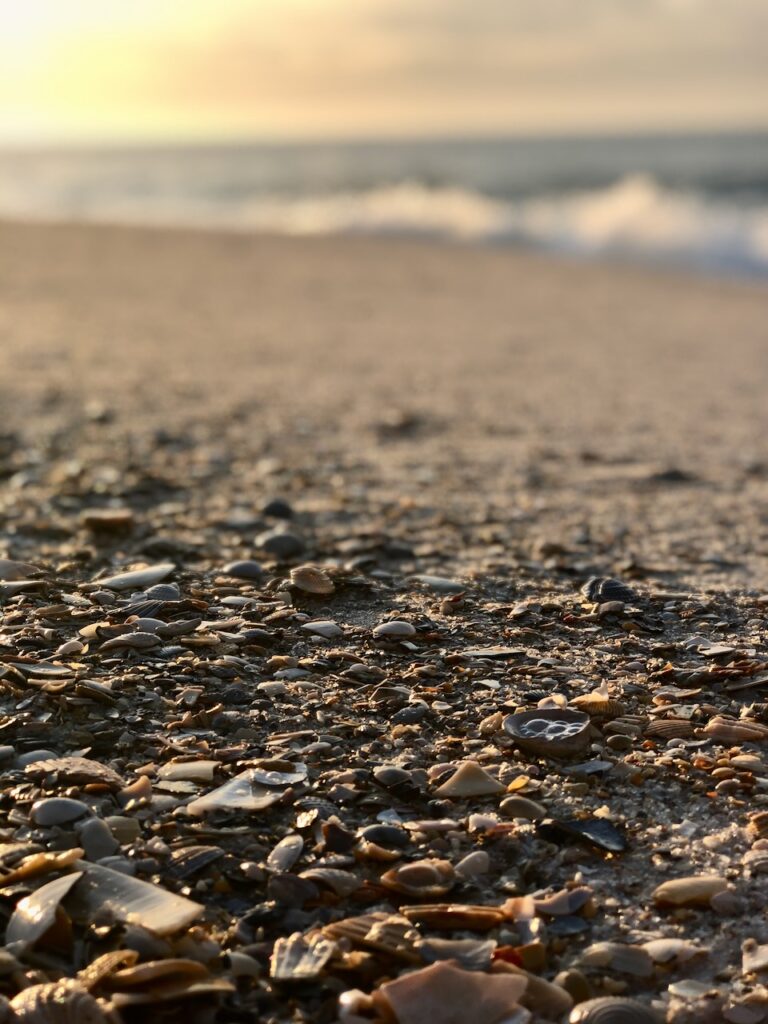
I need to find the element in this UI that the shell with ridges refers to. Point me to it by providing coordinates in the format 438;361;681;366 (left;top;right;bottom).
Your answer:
10;981;109;1024
289;565;335;594
569;996;660;1023
270;932;337;981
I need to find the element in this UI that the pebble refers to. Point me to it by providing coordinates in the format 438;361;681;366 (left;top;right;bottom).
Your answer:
301;620;344;639
256;529;305;559
221;560;262;580
499;795;547;820
77;818;120;860
407;575;466;593
261;498;294;519
373;620;416;637
30;797;90;827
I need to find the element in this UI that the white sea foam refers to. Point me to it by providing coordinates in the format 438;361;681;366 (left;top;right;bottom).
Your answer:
2;162;767;273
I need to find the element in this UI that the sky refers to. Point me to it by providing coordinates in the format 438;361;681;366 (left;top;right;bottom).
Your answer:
1;0;767;143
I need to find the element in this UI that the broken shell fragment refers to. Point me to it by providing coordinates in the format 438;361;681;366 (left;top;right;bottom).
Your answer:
270;932;337;981
703;717;768;743
504;709;591;758
652;874;728;907
415;937;496;971
434;761;505;798
186;769;290;815
373;961;528;1024
5;870;83;949
578;942;654;977
400;904;505;931
67;861;203;935
0;558;40;581
267;834;304;873
95;564;175;590
569;997;661;1023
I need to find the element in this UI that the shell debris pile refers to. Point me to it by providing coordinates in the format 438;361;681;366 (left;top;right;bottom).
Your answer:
0;424;767;1024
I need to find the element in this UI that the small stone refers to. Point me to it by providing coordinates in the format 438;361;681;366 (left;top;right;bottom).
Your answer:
301;620;343;639
454;850;490;879
77;818;120;860
653;874;728;907
373;620;416;638
256;529;305;559
221;560;262;580
30;797;90;827
262;498;294;519
80;508;134;532
500;795;547;820
606;734;633;752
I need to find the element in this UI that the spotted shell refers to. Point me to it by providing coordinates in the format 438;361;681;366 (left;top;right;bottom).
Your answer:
10;982;109;1024
569;996;660;1023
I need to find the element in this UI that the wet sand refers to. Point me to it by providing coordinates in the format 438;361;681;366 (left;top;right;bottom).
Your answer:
1;221;768;1022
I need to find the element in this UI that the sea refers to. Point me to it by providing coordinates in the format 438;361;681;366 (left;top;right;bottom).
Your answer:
1;132;767;276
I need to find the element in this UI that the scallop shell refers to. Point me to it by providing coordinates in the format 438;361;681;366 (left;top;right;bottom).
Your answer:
290;565;335;595
504;709;591;758
270;932;337;981
9;982;109;1024
644;719;695;740
380;859;455;898
569;996;660;1023
323;911;421;962
571;696;626;720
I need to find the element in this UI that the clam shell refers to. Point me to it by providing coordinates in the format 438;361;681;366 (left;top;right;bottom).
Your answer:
290;565;335;594
380;859;455;898
96;564;175;591
10;982;109;1024
569;996;661;1023
373;620;416;638
374;961;527;1024
504;709;590;758
270;932;337;981
167;845;224;880
267;834;304;873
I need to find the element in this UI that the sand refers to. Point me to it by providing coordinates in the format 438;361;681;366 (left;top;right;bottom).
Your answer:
1;221;768;1021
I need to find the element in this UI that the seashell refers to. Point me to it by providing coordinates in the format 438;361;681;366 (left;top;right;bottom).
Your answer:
743;848;768;875
536;817;626;853
742;938;768;974
642;938;708;964
358;824;410;849
6;871;83;949
248;760;308;786
504;709;590;758
10;981;109;1023
67;860;203;935
491;961;573;1018
500;795;546;820
267;834;304;873
747;811;768;842
644;719;694;740
299;867;361;897
25;757;123;789
76;949;139;989
434;761;505;798
373;620;416;638
106;958;209;988
109;980;235;1008
1;848;84;884
300;619;343;639
454;850;490;879
415;937;496;970
270;931;337;981
0;558;39;581
534;886;593;917
380;859;455;898
652;874;728;907
156;759;218;782
580;577;639;604
290;565;335;594
186;769;289;815
95;564;175;591
400;903;505;931
166;845;224;880
704;717;768;743
569;996;661;1023
99;632;161;651
571;694;625;719
578;941;654;977
323;911;421;962
374;961;527;1024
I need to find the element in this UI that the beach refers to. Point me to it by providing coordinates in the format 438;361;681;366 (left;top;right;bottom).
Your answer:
1;220;768;1021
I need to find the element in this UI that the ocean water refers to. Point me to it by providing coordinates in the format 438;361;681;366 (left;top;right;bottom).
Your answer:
1;133;767;275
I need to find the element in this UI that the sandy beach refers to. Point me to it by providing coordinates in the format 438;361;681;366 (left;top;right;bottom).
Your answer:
1;220;768;1021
